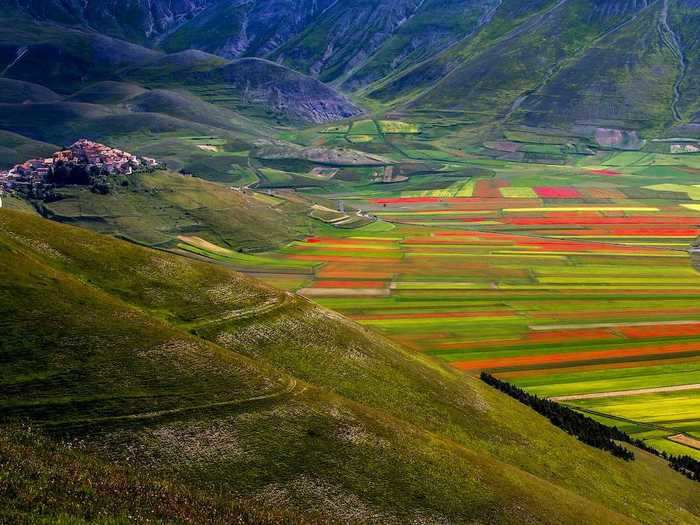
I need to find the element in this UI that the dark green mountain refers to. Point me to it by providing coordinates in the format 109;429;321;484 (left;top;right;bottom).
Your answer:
6;0;700;138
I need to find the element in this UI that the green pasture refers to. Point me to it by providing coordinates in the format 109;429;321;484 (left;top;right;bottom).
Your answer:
569;391;700;427
511;362;700;398
349;119;379;135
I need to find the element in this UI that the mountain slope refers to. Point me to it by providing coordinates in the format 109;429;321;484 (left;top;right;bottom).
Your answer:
0;16;160;93
6;0;700;137
126;56;362;123
1;209;698;524
5;0;213;44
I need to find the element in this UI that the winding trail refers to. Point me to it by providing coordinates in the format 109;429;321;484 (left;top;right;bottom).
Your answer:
658;0;686;121
187;293;293;331
50;378;303;429
1;46;28;77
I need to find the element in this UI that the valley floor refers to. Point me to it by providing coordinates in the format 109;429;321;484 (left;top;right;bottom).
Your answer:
205;149;700;461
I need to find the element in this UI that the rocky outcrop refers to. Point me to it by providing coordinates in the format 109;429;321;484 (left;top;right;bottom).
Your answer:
187;58;361;123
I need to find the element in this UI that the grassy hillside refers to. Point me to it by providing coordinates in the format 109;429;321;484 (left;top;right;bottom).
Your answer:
359;0;689;138
0;210;698;523
0;426;303;524
0;16;159;93
0;130;58;168
38;170;311;250
67;81;148;104
126;57;362;124
0;78;60;104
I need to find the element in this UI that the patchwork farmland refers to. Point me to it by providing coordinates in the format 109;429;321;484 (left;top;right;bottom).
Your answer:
167;120;700;461
240;148;700;460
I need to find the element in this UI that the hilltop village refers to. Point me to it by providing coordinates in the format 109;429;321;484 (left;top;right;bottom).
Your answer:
0;139;159;199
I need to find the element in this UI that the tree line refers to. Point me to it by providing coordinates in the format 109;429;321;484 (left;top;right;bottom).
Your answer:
480;372;699;482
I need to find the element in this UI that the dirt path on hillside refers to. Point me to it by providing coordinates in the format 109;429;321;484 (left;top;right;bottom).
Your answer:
668;433;700;450
187;293;293;331
550;383;700;401
53;378;303;430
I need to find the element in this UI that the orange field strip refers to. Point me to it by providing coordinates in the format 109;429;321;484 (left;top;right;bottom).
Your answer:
452;341;700;370
619;323;700;338
314;280;389;288
497;355;700;380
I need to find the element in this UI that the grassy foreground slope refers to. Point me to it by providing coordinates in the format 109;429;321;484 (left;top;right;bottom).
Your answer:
0;210;698;523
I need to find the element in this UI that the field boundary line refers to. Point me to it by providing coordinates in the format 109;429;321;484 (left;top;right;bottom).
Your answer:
550;383;700;401
531;320;700;331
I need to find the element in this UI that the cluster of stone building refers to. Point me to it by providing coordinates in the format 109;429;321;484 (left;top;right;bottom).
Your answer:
0;139;159;197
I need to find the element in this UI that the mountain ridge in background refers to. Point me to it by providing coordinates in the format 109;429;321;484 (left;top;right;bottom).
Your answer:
4;0;700;138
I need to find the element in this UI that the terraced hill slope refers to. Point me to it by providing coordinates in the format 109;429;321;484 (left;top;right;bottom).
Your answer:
1;209;698;523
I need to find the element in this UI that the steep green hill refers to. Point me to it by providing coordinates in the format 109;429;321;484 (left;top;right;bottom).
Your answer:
0;129;57;168
38;170;311;250
0;210;698;523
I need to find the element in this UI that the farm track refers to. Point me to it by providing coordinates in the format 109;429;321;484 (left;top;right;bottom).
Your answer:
550;383;700;401
187;293;293;330
47;378;303;430
531;320;700;331
568;405;673;432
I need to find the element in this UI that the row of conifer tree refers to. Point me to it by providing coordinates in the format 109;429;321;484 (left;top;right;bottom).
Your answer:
480;372;699;482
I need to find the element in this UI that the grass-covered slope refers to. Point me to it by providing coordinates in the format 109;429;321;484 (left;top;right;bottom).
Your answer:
0;16;159;93
0;210;698;524
363;0;688;136
0;426;302;524
0;100;227;145
338;0;501;91
0;130;57;169
40;170;310;250
511;2;678;134
399;1;659;117
0;78;60;104
271;0;498;86
127;57;362;124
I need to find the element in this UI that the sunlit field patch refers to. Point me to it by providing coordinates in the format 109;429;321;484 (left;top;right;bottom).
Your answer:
378;120;420;134
500;187;537;198
588;169;622;176
347;134;375;144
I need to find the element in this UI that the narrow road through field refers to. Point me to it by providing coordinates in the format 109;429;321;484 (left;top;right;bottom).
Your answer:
531;319;700;331
550;383;700;401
